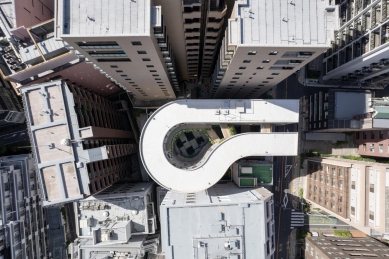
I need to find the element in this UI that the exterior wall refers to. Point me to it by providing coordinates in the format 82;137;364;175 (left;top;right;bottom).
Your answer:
306;157;389;237
306;236;389;259
14;0;54;28
306;160;349;219
0;154;49;259
354;130;389;157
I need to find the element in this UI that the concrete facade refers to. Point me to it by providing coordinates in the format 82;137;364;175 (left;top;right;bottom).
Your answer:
210;0;336;99
160;183;275;259
20;80;139;207
55;0;180;101
68;182;159;259
140;99;299;193
306;157;389;237
0;154;49;259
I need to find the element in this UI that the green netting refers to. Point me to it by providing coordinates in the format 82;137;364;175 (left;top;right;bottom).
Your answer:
240;178;255;187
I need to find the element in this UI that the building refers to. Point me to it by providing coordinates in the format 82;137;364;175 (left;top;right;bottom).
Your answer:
305;235;389;259
321;0;389;89
20;80;139;207
306;157;389;237
209;0;337;99
354;129;389;157
159;182;275;259
55;0;181;101
140;99;299;193
0;154;49;259
154;0;227;83
68;181;159;259
0;77;24;128
231;158;273;187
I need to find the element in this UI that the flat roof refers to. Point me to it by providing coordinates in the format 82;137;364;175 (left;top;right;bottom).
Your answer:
140;99;299;193
231;0;335;46
334;91;370;119
59;0;151;36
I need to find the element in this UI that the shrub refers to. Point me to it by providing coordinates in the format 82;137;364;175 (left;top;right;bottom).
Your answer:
334;230;351;237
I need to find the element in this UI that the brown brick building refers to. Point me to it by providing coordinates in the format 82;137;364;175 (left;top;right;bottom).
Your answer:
307;159;349;218
306;235;389;259
354;130;389;158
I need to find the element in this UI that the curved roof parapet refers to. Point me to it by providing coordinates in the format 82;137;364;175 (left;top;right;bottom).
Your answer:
140;99;299;192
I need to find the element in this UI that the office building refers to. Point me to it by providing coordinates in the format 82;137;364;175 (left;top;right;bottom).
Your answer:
68;182;159;259
306;235;389;259
306;157;389;237
20;80;139;207
140;99;299;193
322;0;389;89
55;0;180;101
159;183;275;259
154;0;227;82
0;77;24;128
0;154;49;259
209;0;337;99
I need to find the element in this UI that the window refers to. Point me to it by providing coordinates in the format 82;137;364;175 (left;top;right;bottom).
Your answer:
146;65;154;68
121;74;128;77
338;168;343;177
379;130;384;139
263;60;271;63
338;207;342;213
271;73;279;75
257;66;264;69
369;210;374;220
262;81;269;83
230;81;237;83
363;132;367;139
371;131;375;139
239;66;246;69
142;58;151;61
370;184;374;193
370;144;375;152
116;70;123;72
232;77;240;79
269;51;278;55
338;195;342;202
351;181;356;190
152;74;159;77
243;60;251;63
339;180;343;189
110;65;118;68
248;51;257;55
266;77;274;79
351;206;356;215
332;168;336;176
363;144;366;151
356;132;360;139
131;41;142;45
235;73;243;75
137;51;147;54
379;144;383;153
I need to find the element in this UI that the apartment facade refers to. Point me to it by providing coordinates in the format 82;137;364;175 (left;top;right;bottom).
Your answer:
55;0;180;101
20;80;140;207
354;129;389;157
160;183;276;259
209;0;337;99
306;236;389;259
68;182;159;259
323;0;389;89
0;154;49;259
306;157;389;237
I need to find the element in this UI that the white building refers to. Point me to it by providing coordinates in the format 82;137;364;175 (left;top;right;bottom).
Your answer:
323;0;389;88
210;0;337;99
55;0;180;101
68;182;159;259
159;183;275;259
140;99;299;193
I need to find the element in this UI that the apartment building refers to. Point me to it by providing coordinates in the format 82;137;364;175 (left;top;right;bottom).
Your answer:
0;77;24;128
354;129;389;157
55;0;180;101
20;80;140;207
322;0;389;89
68;182;159;259
160;183;276;259
306;235;389;259
209;0;337;99
306;157;389;237
0;154;49;259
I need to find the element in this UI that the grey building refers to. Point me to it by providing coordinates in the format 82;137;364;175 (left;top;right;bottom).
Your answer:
160;182;275;259
0;154;48;259
20;80;139;207
68;181;159;259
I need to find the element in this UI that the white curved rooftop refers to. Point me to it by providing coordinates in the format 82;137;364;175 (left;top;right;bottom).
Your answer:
140;99;299;192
